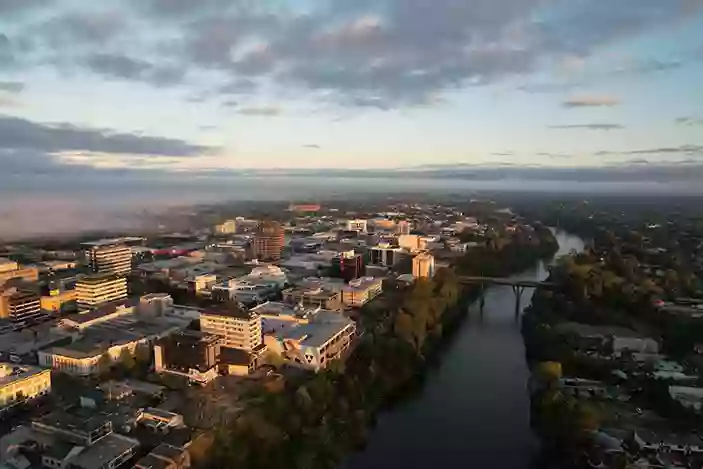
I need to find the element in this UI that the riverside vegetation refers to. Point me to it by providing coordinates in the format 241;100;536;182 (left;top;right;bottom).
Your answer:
206;224;559;469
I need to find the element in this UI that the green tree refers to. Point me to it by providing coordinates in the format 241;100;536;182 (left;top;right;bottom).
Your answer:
119;348;136;371
97;352;113;374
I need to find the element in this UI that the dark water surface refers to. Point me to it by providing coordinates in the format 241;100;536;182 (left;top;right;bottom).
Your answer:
345;230;585;469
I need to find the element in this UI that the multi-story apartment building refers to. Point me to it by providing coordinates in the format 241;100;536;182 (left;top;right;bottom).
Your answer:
0;363;51;413
84;242;132;276
331;251;365;283
253;221;285;261
200;306;263;352
75;274;128;310
0;285;43;324
412;251;436;279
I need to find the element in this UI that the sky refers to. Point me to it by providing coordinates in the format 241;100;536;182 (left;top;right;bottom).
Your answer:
2;0;703;239
0;0;702;177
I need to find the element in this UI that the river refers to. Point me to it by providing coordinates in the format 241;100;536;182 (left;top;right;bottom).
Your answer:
345;230;585;469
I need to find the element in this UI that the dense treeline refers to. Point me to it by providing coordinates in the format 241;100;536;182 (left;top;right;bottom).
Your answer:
455;223;559;277
207;269;466;469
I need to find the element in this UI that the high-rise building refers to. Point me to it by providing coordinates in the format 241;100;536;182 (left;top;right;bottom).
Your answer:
254;221;285;261
412;251;436;279
75;274;128;310
398;234;427;252
85;243;132;276
370;243;406;267
200;305;263;352
214;219;237;235
0;285;43;324
154;331;222;376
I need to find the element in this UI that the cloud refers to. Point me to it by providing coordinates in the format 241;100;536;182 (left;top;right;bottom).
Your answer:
0;81;23;93
549;123;624;130
0;0;48;14
0;115;214;156
675;116;703;126
2;0;702;109
237;106;282;116
85;53;150;80
221;99;239;107
303;144;321;149
594;145;703;156
562;95;620;108
0;95;19;107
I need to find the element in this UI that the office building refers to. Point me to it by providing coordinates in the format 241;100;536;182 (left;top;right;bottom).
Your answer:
412;251;436;279
200;306;264;352
331;251;365;283
253;221;285;261
138;293;174;318
0;258;39;285
369;243;406;267
0;364;51;413
154;331;222;384
345;219;368;233
213;219;237;235
84;242;132;276
134;443;191;469
75;274;127;310
0;285;43;324
265;310;356;371
341;277;383;307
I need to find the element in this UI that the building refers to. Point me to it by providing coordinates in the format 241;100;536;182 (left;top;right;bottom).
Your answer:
84;242;132;276
154;331;222;384
200;306;264;352
253;221;285;261
247;265;288;288
213;219;237;235
138;293;174;318
345;219;368;233
396;220;412;235
219;347;257;376
288;203;321;213
282;284;342;311
341;277;383;307
0;363;51;413
412;251;436;279
398;234;427;252
38;326;151;376
32;409;113;446
265;310;356;371
0;258;39;285
331;251;365;283
369;243;406;267
0;285;43;325
134;443;191;469
40;289;77;315
75;274;127;310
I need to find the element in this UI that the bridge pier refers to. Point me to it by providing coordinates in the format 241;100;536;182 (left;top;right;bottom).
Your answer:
511;285;526;319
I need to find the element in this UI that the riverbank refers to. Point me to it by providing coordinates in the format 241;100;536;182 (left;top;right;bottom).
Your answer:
205;230;563;469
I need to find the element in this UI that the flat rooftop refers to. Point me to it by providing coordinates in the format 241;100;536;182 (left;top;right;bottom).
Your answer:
70;433;139;469
275;312;353;348
34;408;111;434
0;363;48;388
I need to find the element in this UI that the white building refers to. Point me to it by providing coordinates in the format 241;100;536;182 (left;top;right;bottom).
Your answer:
200;307;264;352
0;363;51;413
369;243;406;267
345;219;368;233
85;242;132;276
75;274;128;310
247;265;288;288
265;310;356;371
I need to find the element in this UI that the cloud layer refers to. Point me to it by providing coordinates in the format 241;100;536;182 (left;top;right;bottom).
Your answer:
1;0;700;109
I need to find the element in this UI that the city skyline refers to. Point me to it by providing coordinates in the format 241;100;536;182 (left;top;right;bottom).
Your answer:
0;0;701;179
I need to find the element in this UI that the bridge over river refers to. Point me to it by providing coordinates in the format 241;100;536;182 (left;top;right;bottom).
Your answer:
458;276;558;318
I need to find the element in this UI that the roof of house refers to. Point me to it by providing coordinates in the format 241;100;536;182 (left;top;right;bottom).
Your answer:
220;347;254;366
69;433;139;469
